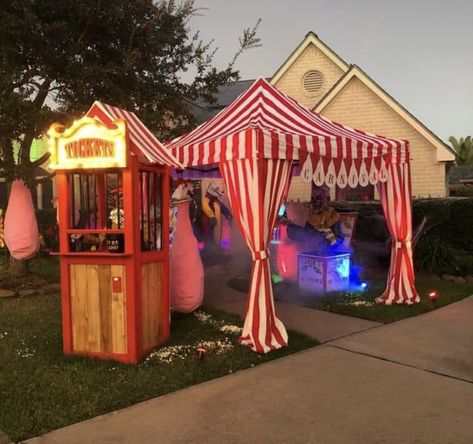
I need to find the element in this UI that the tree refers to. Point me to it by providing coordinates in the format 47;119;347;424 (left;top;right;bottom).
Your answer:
448;136;473;166
0;0;260;273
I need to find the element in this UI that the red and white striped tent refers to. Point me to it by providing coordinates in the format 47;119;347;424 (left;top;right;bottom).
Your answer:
167;77;420;353
87;101;183;169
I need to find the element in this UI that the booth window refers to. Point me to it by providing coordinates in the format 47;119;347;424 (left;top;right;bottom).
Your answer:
70;173;99;229
139;171;162;251
68;171;125;253
105;173;124;229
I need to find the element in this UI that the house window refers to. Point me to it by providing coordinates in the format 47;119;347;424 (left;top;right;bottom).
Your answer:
302;70;324;96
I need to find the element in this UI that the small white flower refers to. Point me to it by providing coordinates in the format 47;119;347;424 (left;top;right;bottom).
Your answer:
193;311;212;323
349;300;374;307
219;324;242;335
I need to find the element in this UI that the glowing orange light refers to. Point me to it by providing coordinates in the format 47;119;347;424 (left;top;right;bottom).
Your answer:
428;290;439;302
48;117;127;170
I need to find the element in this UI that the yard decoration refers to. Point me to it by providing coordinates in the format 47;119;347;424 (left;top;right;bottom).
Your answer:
170;183;204;313
166;77;420;353
48;103;181;364
4;179;40;260
428;290;439;303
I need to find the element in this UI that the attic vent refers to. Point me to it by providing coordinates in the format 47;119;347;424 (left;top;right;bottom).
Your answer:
302;70;324;96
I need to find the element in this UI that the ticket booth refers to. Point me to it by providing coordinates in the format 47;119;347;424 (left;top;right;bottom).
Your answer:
48;105;174;364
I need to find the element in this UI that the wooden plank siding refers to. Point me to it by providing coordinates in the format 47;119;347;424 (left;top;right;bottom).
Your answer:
141;262;164;352
70;264;127;354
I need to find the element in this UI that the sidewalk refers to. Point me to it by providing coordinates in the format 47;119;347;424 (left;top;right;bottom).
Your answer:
331;295;473;382
26;345;473;444
24;259;473;443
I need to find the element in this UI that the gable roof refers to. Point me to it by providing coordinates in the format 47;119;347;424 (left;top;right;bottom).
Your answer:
87;101;182;168
271;32;350;85
314;65;455;162
166;77;409;167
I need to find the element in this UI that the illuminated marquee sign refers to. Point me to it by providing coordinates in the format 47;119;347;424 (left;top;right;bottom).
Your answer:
48;117;127;170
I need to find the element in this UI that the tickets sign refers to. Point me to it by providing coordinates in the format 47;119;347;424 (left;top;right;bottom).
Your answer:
48;117;127;170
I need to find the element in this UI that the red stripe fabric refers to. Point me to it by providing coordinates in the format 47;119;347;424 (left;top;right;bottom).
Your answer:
87;102;182;168
377;162;419;305
220;157;292;352
166;77;408;166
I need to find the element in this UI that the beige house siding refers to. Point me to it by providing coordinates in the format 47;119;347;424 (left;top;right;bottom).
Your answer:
270;34;451;201
280;75;447;201
273;44;345;109
286;176;311;202
321;77;447;198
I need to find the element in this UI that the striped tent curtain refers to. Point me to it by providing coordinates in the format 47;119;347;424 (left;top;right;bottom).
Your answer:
220;157;292;352
377;162;419;304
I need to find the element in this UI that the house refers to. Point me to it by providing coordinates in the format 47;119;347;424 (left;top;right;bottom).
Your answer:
193;32;455;201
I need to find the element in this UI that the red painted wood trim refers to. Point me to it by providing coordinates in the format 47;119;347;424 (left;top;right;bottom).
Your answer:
60;259;72;353
64;229;124;234
161;166;171;339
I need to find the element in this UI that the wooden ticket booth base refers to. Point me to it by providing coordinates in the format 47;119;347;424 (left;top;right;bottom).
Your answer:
48;105;172;364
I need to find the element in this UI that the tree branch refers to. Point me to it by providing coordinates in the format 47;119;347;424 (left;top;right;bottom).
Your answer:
11;68;39;90
78;0;102;43
31;151;51;167
20;79;52;164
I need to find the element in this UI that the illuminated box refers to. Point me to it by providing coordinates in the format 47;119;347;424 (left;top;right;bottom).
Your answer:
298;251;350;293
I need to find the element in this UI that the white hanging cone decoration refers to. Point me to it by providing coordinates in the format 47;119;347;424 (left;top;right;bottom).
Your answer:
324;159;337;188
358;160;369;187
348;162;359;188
379;158;389;183
369;159;379;185
300;155;313;184
313;158;325;187
336;161;348;188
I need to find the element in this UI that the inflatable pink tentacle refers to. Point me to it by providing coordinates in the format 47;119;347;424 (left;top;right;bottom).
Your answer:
170;199;204;313
4;180;40;260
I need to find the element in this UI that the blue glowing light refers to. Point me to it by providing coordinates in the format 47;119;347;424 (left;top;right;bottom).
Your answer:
361;282;368;290
336;258;350;278
278;204;286;217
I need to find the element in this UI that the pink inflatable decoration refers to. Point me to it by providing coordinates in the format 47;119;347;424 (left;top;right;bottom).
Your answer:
4;180;40;260
170;197;204;313
276;225;299;281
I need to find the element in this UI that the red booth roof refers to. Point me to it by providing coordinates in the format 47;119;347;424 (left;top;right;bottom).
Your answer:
87;101;183;169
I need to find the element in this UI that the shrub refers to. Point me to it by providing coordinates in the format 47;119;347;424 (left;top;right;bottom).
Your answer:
333;198;473;276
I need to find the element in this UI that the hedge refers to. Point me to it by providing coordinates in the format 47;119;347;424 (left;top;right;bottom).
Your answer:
332;198;473;276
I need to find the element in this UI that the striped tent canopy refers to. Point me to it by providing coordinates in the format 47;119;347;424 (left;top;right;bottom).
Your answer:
167;77;419;354
166;76;409;185
87;101;182;169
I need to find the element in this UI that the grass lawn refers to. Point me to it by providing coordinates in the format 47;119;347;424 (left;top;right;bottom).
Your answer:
228;274;473;324
0;292;317;442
